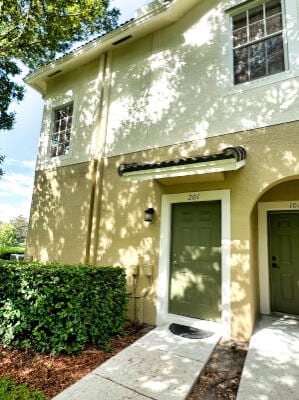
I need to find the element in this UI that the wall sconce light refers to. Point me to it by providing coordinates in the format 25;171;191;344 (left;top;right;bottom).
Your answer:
144;207;155;222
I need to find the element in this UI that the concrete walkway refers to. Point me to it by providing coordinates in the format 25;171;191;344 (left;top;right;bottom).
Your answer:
237;315;299;400
52;325;220;400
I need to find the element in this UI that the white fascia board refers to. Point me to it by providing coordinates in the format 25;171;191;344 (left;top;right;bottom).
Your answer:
122;158;246;181
24;0;199;94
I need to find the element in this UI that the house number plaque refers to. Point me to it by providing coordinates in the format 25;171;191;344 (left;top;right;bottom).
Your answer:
187;193;201;201
289;202;299;209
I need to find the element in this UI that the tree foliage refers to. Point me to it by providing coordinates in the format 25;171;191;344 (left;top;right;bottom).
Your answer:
0;223;18;247
0;215;28;246
10;215;28;244
0;0;120;130
0;60;24;130
0;154;4;177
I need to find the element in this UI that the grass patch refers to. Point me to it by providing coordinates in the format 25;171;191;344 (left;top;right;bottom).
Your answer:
0;376;45;399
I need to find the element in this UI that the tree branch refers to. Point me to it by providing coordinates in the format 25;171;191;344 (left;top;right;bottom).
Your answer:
6;1;32;47
0;24;23;43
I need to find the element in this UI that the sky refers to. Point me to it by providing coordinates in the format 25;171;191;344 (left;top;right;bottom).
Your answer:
0;1;152;223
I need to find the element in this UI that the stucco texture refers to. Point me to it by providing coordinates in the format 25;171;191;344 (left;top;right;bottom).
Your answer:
91;121;299;338
25;0;299;340
105;0;299;157
26;162;94;264
26;120;299;339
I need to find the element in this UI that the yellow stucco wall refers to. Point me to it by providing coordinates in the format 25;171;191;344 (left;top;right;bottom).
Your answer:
25;0;299;341
26;119;299;339
91;120;299;339
36;58;103;171
34;0;299;173
26;161;94;264
105;0;299;157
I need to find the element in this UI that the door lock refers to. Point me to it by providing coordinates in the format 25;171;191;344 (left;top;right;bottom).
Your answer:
271;256;280;268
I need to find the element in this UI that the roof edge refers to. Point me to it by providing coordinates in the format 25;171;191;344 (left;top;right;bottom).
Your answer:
25;0;198;94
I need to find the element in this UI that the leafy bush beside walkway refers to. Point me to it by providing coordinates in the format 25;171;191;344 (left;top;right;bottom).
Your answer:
0;261;128;354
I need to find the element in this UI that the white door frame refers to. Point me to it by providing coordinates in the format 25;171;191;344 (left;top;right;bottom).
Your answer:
156;189;231;337
258;200;299;314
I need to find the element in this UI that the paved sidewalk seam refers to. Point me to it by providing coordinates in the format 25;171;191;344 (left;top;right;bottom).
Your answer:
94;374;158;400
52;325;220;400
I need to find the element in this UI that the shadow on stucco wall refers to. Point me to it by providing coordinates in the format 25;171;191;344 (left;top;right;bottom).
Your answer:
25;0;299;336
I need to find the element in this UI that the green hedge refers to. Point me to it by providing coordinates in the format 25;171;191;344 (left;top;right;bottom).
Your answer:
0;261;128;354
0;247;25;260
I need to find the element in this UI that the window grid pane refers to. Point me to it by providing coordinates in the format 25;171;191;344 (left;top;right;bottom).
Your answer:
233;0;285;85
50;105;73;157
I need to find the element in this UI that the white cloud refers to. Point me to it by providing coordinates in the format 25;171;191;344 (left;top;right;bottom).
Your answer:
0;201;31;222
0;172;33;198
0;171;34;222
5;158;35;169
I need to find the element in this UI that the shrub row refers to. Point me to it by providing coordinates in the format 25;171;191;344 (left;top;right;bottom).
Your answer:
0;261;128;354
0;247;25;260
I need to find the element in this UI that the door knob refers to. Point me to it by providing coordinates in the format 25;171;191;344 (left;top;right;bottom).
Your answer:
272;262;280;269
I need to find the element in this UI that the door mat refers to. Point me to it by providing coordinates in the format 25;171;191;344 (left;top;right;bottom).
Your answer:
169;323;213;339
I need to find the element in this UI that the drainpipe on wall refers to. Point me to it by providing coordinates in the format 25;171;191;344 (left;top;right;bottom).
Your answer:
85;51;112;264
85;158;98;264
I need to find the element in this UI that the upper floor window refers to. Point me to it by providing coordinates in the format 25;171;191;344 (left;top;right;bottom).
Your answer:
233;0;285;85
50;104;73;157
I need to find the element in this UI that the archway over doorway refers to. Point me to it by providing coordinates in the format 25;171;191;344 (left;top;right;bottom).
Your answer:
257;178;299;315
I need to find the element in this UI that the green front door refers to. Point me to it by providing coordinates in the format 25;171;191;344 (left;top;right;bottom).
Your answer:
269;212;299;315
169;201;221;321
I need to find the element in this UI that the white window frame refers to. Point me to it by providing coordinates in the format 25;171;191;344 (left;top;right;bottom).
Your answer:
231;0;287;84
49;103;74;158
40;96;77;169
223;0;299;93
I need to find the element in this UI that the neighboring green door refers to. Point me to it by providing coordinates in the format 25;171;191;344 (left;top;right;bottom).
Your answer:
169;201;221;321
269;212;299;315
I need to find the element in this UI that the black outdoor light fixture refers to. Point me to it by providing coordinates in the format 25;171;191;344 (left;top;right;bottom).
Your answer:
144;208;155;222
